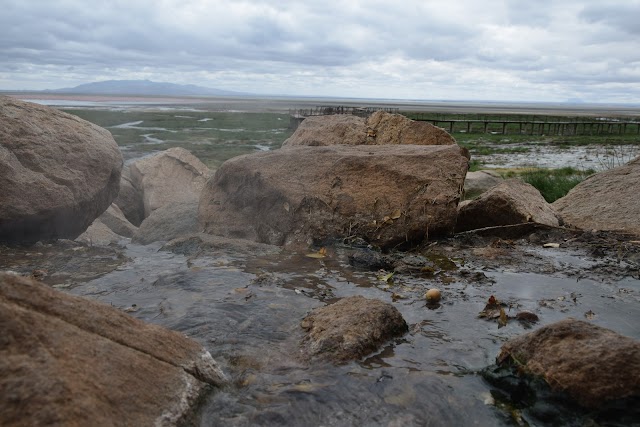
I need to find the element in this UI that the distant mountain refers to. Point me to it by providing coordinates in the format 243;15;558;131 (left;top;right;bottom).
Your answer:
50;80;248;96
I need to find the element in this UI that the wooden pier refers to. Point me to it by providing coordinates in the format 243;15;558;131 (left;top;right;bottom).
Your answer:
289;107;640;136
415;118;640;136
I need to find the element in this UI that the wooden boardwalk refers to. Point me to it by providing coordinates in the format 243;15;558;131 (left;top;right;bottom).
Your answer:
416;118;640;136
289;106;640;135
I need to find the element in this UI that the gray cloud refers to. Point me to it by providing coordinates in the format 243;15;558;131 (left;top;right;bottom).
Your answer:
0;0;638;102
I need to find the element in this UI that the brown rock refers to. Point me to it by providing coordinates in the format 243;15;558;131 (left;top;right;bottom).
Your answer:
0;272;226;426
130;147;212;218
199;144;468;248
553;157;640;235
282;114;368;146
456;179;560;232
300;296;408;363
133;201;199;245
366;110;457;146
114;165;145;226
75;219;124;246
497;318;640;407
282;111;456;147
463;170;503;199
0;96;122;243
98;203;138;238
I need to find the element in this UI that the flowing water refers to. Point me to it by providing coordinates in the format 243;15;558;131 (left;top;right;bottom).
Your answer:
46;235;638;427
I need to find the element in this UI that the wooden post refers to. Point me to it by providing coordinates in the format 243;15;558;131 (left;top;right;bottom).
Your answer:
484;122;489;133
467;122;472;133
502;122;507;134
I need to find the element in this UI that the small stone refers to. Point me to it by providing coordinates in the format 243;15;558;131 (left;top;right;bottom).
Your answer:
425;288;441;303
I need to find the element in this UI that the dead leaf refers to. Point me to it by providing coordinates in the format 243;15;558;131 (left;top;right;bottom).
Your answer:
390;209;402;220
498;307;508;328
584;310;596;320
543;243;560;248
378;271;395;282
305;247;327;259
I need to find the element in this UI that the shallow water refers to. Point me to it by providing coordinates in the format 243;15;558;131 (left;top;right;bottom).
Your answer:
62;239;639;426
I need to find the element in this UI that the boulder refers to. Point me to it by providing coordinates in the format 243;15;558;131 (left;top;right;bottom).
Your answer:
199;144;468;248
132;202;199;245
0;97;122;243
113;165;145;226
98;203;137;238
463;170;503;199
129;147;211;218
0;272;227;426
553;157;640;235
283;111;456;147
456;179;560;232
365;110;457;146
496;318;640;407
300;295;408;363
75;220;124;246
283;114;368;146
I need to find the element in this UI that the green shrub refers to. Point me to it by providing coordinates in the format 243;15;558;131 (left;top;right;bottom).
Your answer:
519;167;595;203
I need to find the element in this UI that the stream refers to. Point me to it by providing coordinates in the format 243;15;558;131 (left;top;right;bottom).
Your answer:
13;229;633;426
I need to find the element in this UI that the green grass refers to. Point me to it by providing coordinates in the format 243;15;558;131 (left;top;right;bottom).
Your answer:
502;167;596;203
64;108;294;169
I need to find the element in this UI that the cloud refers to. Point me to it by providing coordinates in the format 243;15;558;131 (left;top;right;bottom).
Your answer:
0;0;638;102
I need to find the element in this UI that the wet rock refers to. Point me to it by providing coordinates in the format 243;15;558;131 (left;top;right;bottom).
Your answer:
300;295;408;363
348;248;392;271
283;111;456;147
463;170;503;199
132;201;199;245
456;179;561;232
553;157;640;235
199;144;468;249
113;165;145;226
162;233;281;257
0;97;122;243
0;272;227;426
496;318;640;407
130;147;212;218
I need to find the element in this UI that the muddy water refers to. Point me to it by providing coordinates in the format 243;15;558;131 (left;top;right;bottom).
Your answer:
42;234;637;427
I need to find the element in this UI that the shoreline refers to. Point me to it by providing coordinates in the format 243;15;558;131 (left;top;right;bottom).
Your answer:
3;92;640;117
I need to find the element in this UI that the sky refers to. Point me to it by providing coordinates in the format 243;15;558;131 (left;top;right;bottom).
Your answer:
0;0;639;102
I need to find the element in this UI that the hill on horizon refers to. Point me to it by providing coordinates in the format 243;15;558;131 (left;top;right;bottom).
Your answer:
50;80;249;97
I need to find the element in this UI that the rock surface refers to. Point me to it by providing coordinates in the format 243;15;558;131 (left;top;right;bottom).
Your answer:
0;96;122;243
97;203;138;238
553;157;640;235
199;144;468;248
300;295;408;363
463;170;503;199
75;220;124;246
129;147;211;218
497;318;640;407
113;165;145;226
133;201;199;245
456;179;560;232
0;272;227;426
283;111;456;147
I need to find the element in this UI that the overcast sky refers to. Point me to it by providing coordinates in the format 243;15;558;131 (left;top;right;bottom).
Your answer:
1;0;638;102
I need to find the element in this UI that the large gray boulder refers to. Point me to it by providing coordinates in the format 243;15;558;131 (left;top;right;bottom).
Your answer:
553;157;640;235
199;144;469;249
283;111;456;147
0;97;122;243
0;272;227;426
300;296;408;364
129;147;211;219
133;201;199;245
456;179;560;232
497;318;640;407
